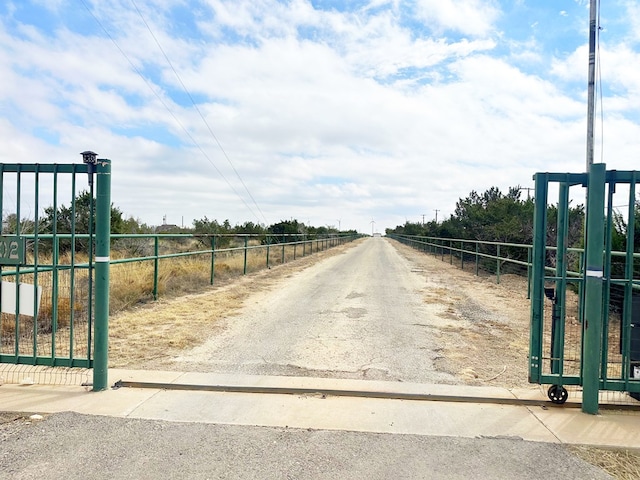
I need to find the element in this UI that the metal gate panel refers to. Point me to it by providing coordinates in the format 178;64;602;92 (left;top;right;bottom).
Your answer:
529;164;640;413
0;157;111;390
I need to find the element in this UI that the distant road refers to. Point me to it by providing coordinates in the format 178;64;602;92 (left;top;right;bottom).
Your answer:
174;237;457;384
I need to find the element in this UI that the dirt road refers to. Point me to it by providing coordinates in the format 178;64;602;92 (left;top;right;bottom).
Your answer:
173;237;458;384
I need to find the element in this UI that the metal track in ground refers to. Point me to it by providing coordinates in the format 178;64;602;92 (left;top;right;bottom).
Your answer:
112;380;640;411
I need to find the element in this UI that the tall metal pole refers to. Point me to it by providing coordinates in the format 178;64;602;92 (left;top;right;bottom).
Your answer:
586;0;598;169
582;163;606;414
93;158;111;391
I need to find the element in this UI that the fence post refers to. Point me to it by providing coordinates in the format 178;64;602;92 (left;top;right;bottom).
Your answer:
243;236;248;275
582;163;606;414
210;236;216;285
153;236;159;300
93;158;111;392
496;244;501;284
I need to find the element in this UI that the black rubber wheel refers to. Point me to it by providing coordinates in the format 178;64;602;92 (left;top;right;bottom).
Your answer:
547;385;569;404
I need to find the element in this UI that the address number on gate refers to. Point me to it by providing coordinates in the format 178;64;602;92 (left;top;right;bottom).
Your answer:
0;236;25;265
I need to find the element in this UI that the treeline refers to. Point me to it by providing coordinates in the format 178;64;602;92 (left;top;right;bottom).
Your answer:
2;190;356;247
386;185;639;272
192;217;356;240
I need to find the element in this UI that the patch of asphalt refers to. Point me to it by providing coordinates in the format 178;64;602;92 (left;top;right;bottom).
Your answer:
0;411;613;480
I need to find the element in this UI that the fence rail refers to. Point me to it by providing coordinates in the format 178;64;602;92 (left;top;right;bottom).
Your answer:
1;233;361;303
387;234;640;296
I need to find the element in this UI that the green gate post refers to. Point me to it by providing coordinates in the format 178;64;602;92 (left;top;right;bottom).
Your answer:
93;158;111;391
529;173;548;384
582;163;606;414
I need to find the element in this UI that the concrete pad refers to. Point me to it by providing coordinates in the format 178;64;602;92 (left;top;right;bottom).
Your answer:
108;368;184;386
4;368;640;449
127;370;519;399
128;388;560;443
0;383;162;417
528;407;640;449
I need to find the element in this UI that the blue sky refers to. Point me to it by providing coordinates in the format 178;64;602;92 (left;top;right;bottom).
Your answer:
1;0;639;233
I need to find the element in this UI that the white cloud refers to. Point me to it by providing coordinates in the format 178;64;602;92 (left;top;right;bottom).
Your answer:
0;0;639;233
413;0;501;37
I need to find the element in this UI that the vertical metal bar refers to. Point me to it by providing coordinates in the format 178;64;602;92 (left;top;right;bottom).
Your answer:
527;246;532;300
32;169;40;359
0;165;3;357
266;237;270;268
93;158;111;391
449;240;453;264
69;171;76;362
243;236;248;275
582;163;606;414
281;235;285;264
210;236;215;285
529;173;549;384
51;167;59;364
600;179;616;386
475;242;479;276
552;182;570;377
153;236;159;300
14;167;22;359
293;242;297;260
86;176;94;364
622;176;636;388
496;244;501;284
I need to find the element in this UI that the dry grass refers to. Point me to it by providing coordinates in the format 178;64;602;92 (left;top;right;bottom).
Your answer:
569;446;640;480
1;239;341;362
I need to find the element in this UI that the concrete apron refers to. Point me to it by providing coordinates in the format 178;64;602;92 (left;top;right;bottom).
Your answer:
1;368;640;449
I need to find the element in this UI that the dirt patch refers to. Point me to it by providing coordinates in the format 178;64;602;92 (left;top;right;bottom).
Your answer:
391;240;533;389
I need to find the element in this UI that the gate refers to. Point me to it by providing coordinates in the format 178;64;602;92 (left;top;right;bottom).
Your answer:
0;153;111;390
529;163;640;413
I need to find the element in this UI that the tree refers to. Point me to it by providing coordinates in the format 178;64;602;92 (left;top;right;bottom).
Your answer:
42;190;125;252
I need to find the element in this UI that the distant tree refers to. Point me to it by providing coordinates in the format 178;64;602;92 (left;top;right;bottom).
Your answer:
41;190;125;252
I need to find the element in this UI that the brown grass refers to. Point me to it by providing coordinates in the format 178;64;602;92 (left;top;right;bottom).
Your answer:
569;446;640;480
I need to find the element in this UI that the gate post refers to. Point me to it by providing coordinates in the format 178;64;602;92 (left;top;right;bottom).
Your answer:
93;159;111;391
582;163;606;414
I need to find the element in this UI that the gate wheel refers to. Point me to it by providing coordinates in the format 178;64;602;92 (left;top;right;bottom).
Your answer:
547;385;569;404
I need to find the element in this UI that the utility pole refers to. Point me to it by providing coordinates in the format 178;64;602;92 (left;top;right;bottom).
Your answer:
434;209;440;223
370;219;375;236
421;214;426;226
586;0;598;169
519;187;534;200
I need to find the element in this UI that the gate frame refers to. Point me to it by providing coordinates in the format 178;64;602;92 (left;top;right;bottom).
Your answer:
0;157;111;391
529;163;639;414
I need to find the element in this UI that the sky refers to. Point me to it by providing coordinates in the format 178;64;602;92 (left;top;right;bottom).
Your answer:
1;0;640;234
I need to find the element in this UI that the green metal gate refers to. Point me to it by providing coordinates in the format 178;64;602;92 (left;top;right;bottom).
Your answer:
529;163;640;413
0;153;111;390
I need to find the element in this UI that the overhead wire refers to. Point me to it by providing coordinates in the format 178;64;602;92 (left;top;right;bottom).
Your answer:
79;0;265;225
129;0;268;226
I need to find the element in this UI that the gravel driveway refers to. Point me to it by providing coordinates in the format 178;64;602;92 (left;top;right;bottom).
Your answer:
174;237;457;384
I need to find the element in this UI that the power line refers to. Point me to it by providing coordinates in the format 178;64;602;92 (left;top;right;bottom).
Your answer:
129;0;268;225
79;0;265;225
